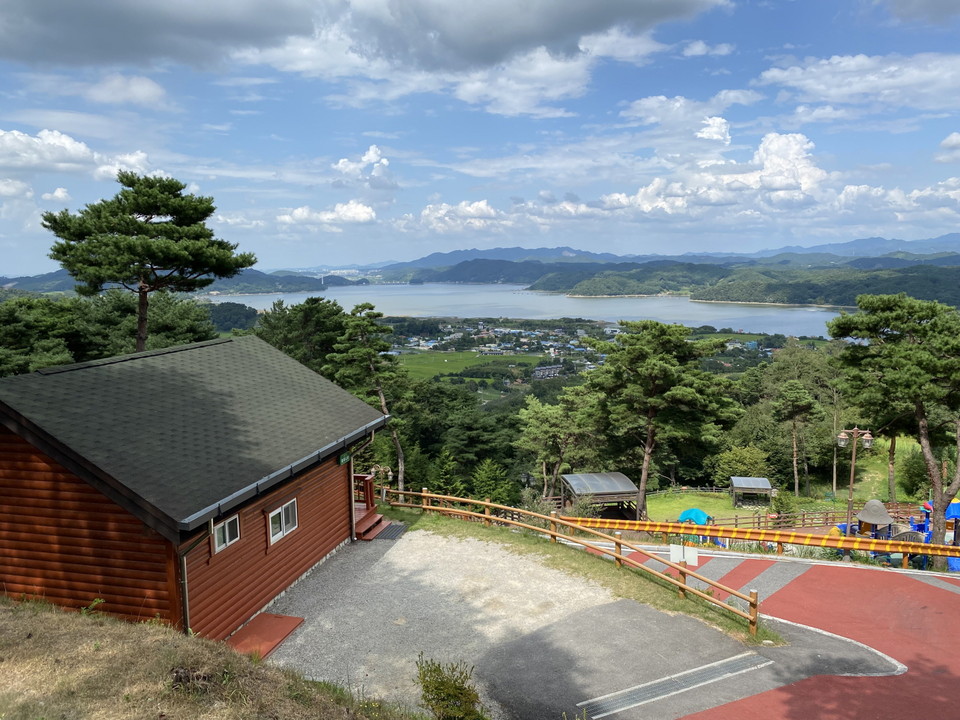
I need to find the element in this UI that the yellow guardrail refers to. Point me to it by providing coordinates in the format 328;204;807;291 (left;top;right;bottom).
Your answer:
561;516;960;568
385;488;760;636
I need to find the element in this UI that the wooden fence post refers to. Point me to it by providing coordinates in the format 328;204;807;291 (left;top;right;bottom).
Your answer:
678;560;687;599
484;499;491;527
550;511;558;543
614;532;623;568
749;589;759;636
422;487;429;513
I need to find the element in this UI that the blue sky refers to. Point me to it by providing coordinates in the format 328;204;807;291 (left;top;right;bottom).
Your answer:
2;0;960;275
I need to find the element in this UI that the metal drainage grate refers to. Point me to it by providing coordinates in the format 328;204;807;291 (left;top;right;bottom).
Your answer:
374;522;408;540
578;652;772;719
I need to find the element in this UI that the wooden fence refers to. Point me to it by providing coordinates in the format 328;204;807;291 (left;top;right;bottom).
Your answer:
563;516;960;568
385;488;760;636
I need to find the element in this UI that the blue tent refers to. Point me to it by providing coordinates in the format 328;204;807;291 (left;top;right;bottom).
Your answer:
946;499;960;520
678;508;710;525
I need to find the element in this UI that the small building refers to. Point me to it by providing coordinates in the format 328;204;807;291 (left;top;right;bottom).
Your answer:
0;336;388;639
730;476;774;507
560;472;642;520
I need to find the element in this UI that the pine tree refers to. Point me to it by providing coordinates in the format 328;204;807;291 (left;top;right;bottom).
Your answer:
43;171;255;352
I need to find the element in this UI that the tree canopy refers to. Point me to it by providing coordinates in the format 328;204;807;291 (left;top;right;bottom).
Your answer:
829;293;960;557
43;171;255;351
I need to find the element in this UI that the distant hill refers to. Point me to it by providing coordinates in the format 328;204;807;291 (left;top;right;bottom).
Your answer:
0;268;364;296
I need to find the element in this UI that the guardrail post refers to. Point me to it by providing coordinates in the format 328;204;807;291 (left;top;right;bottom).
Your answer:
749;589;758;636
484;499;491;527
777;542;784;555
422;487;429;513
678;561;687;599
902;554;909;569
614;532;623;568
550;511;558;543
662;531;669;544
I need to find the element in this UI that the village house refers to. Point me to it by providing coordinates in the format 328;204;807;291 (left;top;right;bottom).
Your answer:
0;336;388;639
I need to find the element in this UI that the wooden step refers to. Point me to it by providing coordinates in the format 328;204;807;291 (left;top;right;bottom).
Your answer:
355;511;390;540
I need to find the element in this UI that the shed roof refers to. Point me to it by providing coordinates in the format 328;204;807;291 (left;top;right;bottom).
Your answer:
731;476;773;490
0;336;387;540
561;472;638;496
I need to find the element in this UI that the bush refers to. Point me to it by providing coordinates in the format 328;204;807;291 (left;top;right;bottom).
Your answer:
415;653;489;720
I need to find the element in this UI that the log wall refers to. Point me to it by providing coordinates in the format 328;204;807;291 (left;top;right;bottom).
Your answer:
0;426;176;623
184;458;351;640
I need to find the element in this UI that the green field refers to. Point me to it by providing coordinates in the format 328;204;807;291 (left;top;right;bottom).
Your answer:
397;350;546;381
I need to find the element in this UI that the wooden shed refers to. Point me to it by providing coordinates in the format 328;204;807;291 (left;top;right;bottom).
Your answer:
730;476;773;507
0;336;388;640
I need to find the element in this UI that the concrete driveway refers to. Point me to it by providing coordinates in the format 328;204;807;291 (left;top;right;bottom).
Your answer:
267;530;897;719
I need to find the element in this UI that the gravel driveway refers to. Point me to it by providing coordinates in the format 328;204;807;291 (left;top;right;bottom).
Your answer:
267;529;897;719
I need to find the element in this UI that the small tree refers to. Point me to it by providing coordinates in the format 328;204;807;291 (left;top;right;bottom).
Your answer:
772;380;825;496
43;171;255;352
707;445;771;487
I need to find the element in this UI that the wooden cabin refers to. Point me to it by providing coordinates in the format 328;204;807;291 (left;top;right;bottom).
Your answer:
0;336;388;640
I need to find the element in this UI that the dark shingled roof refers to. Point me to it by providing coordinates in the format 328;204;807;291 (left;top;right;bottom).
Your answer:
0;336;387;539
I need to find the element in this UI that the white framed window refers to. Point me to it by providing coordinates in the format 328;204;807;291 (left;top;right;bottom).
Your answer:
268;499;298;544
213;515;240;553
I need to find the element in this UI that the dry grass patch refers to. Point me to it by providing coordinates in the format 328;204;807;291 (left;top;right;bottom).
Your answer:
0;599;419;720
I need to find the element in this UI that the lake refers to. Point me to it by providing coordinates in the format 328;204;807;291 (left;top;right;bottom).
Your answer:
204;283;840;337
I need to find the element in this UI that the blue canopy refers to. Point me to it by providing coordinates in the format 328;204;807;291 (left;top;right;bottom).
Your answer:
946;499;960;520
678;508;710;525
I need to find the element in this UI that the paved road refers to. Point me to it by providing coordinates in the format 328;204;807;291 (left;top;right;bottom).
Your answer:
266;530;911;719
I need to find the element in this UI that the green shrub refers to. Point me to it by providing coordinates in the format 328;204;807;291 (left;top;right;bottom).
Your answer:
415;653;489;720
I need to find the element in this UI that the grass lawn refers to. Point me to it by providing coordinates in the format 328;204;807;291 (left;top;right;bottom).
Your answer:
646;492;740;521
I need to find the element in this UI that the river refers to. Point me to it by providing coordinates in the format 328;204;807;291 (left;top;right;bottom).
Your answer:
204;283;840;337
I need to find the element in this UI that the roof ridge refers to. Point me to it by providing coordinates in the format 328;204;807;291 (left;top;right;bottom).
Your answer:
35;337;235;375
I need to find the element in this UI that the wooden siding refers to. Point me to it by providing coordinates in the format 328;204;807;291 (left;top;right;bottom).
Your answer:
185;458;351;640
0;426;176;623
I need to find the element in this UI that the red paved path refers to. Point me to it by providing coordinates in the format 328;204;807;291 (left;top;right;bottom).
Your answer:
685;562;957;719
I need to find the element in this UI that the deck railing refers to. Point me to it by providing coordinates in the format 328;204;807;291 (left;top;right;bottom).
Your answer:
384;487;760;636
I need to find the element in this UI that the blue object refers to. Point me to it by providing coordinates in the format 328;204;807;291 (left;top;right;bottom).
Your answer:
678;508;710;525
948;557;960;572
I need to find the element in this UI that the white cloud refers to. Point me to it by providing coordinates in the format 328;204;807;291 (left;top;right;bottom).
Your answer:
332;145;398;190
93;151;150;180
400;199;513;234
215;212;265;228
237;0;728;116
0;129;96;172
696;116;730;143
682;40;733;57
277;199;376;229
0;179;33;199
935;132;960;163
20;73;171;109
41;187;71;202
757;53;960;111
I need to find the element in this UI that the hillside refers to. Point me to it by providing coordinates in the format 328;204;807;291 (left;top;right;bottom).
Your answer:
0;598;410;720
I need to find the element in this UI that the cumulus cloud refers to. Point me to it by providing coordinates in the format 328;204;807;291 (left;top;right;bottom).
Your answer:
41;187;71;202
277;199;376;229
332;145;397;190
399;199;512;234
214;212;265;228
757;53;960;111
935;132;960;163
0;129;97;172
